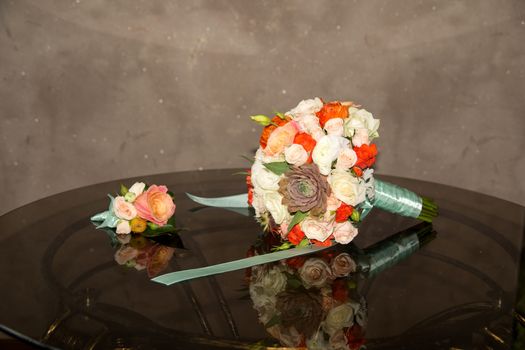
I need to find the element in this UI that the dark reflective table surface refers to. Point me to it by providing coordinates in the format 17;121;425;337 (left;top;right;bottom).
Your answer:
0;169;524;350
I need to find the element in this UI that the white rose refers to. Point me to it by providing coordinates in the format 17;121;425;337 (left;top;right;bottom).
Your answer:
329;170;366;205
362;168;376;201
335;147;357;170
323;303;355;336
333;221;359;245
267;325;302;348
294;114;325;141
344;107;380;140
352;128;370;147
255;266;287;297
284;144;308;166
312;135;349;175
300;217;334;242
264;192;290;225
251;190;267;217
128;182;146;197
298;258;332;288
331;252;357;276
249;284;277;324
287;97;323;118
324;118;344;136
251;160;281;191
116;220;131;234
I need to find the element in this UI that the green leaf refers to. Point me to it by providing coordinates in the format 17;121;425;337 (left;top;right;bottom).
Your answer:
264;314;281;329
120;184;128;196
232;171;249;176
271;242;293;251
264;161;290;175
287;211;308;233
240;155;255;164
287;278;303;289
274;111;286;119
297;238;310;248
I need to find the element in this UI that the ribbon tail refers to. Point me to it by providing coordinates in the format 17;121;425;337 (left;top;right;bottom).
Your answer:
151;245;331;285
186;193;249;208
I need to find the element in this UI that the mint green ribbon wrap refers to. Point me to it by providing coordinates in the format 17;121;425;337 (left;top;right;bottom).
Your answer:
152;245;330;285
361;232;420;277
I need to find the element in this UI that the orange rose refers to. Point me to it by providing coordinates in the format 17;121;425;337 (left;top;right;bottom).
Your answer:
316;101;349;127
259;115;290;148
264;121;299;156
134;185;176;226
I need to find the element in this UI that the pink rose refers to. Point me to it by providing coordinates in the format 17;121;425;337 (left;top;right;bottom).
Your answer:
300;217;334;242
324;118;344;136
299;258;332;288
264;121;299;156
326;192;342;211
114;246;139;265
352;128;370;147
134;185;176;226
333;221;358;244
113;196;137;220
331;253;357;277
336;147;358;170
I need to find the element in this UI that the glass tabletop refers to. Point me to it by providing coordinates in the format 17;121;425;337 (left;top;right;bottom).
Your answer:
0;169;524;350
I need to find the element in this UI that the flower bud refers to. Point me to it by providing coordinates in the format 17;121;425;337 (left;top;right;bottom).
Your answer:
124;191;136;202
250;114;273;126
350;210;361;222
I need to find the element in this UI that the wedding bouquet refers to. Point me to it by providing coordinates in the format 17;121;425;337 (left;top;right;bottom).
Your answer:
190;98;438;249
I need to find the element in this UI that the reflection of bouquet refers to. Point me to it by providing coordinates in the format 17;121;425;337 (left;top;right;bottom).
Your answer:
248;242;366;350
246;98;437;249
113;234;177;278
91;182;178;236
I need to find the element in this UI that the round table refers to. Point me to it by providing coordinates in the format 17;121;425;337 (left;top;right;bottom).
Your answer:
0;169;523;350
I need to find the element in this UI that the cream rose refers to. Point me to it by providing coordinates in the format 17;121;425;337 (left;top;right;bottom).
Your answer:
128;182;146;197
284;144;308;166
335;147;357;170
329;170;366;205
299;258;332;288
287;97;323;118
344;107;380;140
251;160;281;191
113;196;137;220
264;192;290;225
251;190;267;217
352;128;370;147
333;221;359;245
116;220;131;234
255;266;287;297
323;303;355;336
300;217;334;242
331;252;357;277
324;118;344;136
312;135;349;175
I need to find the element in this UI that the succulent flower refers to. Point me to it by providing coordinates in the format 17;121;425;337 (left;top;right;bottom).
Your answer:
276;289;324;339
279;164;330;215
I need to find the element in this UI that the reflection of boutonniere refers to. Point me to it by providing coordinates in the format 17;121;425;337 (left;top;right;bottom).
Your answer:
91;182;184;277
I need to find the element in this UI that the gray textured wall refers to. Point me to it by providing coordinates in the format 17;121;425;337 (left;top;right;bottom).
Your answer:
1;0;524;215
